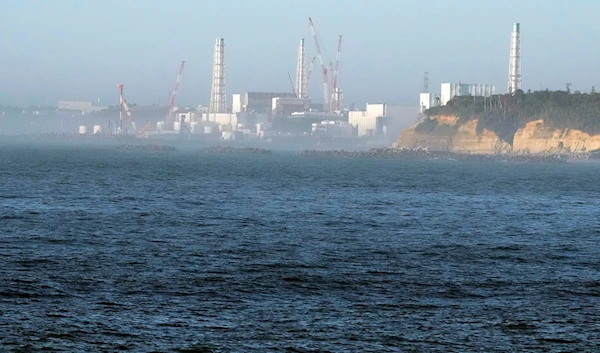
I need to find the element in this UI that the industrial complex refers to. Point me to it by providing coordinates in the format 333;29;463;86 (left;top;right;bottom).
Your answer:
53;17;418;143
5;20;523;144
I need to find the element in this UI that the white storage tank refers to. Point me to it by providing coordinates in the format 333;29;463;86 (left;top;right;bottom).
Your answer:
93;125;102;134
157;121;164;131
78;125;87;134
173;121;181;132
204;126;214;135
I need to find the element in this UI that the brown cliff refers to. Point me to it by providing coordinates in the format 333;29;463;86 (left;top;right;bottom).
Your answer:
513;119;600;153
395;116;511;154
396;116;600;154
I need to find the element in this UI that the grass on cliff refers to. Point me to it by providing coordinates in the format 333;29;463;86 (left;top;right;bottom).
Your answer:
414;117;458;135
424;89;600;144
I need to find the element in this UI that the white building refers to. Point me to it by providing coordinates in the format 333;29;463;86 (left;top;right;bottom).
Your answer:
202;112;238;130
348;103;418;137
232;94;242;114
272;97;310;117
311;120;354;137
440;83;495;106
419;93;436;113
177;112;194;123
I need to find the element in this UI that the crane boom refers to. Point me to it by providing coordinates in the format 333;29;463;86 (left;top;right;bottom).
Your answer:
331;35;342;111
308;17;330;111
287;72;297;97
117;84;137;134
121;99;137;133
306;56;316;89
166;60;186;122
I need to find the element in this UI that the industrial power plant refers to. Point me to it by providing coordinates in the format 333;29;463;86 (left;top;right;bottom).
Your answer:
50;20;524;144
58;17;419;144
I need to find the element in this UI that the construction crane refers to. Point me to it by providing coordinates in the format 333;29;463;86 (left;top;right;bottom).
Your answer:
306;56;316;95
287;72;297;97
117;84;137;135
139;121;152;137
309;17;330;112
166;61;186;123
330;35;342;111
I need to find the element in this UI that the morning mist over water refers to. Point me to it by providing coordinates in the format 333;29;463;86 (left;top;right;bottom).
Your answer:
2;0;600;351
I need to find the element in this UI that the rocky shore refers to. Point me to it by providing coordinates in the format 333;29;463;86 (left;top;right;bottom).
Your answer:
116;144;176;152
200;146;272;155
300;148;569;164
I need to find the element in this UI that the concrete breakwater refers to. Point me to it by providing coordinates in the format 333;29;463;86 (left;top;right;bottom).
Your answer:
300;148;568;164
200;146;272;155
116;144;176;152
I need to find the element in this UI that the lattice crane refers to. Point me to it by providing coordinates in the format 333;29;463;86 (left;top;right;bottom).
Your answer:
309;18;330;112
166;61;186;123
330;35;342;111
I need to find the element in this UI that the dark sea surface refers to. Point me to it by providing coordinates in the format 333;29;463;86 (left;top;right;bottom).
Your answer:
1;143;600;352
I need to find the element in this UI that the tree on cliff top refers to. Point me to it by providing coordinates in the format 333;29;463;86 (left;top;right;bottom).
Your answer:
424;90;600;144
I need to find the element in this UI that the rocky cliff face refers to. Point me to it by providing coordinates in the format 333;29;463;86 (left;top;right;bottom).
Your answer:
395;116;511;154
396;116;600;154
450;120;512;154
513;119;600;153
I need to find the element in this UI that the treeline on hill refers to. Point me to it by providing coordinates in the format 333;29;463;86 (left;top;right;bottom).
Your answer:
422;89;600;144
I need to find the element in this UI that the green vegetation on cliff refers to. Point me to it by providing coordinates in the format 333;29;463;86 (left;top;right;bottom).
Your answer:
413;117;457;134
422;89;600;143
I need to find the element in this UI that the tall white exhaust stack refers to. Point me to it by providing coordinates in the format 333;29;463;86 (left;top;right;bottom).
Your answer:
295;38;306;98
209;38;227;113
507;23;521;94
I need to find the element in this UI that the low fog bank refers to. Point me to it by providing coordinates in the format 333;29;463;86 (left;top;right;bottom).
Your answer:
0;108;166;135
0;135;394;152
0;106;420;152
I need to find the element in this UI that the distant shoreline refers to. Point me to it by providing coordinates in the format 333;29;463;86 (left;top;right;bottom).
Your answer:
1;134;598;163
300;148;572;164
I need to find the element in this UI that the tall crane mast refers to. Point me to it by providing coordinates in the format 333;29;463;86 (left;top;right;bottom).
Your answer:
330;35;342;111
306;56;316;95
117;84;137;135
308;17;330;112
166;61;186;123
287;72;297;97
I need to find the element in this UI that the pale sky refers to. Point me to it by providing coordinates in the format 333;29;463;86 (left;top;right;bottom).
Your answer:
0;0;598;108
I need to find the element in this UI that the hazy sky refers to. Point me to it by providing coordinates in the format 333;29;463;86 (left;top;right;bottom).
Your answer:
0;0;598;108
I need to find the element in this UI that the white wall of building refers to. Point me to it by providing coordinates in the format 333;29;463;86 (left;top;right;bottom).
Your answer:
177;112;193;123
419;93;434;113
349;103;420;137
311;120;354;137
232;94;242;114
440;83;496;105
348;111;379;136
366;103;386;118
203;113;238;130
440;83;453;107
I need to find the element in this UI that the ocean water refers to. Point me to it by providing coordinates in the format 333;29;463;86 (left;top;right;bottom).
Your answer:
1;143;600;352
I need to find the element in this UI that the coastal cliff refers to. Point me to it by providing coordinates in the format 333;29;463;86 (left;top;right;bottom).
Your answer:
512;119;600;153
396;116;511;154
396;90;600;154
396;115;600;154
